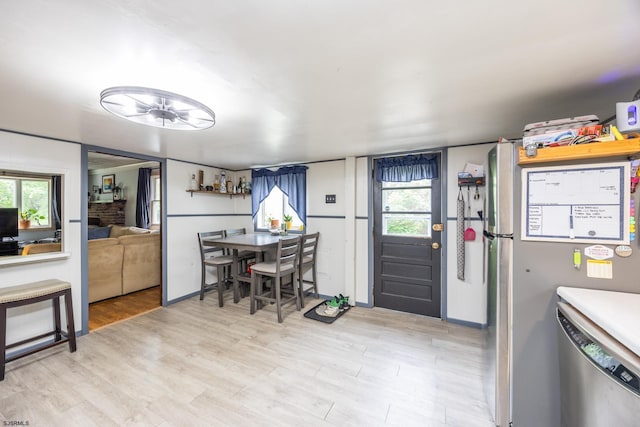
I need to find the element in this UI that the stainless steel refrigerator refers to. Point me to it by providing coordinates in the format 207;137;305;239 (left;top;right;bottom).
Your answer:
484;140;514;427
484;139;640;426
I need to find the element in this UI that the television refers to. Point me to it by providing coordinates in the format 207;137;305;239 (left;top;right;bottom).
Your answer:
0;208;19;240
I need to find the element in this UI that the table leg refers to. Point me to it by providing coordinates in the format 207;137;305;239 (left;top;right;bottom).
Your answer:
255;251;264;310
233;249;240;303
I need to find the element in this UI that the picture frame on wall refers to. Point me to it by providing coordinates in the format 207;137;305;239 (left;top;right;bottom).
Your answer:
102;174;115;193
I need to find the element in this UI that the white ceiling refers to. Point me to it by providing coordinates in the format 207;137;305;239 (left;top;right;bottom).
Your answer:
2;1;640;170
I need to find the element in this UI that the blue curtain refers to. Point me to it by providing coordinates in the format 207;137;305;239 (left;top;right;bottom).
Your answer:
375;154;439;182
251;165;308;224
51;175;61;230
136;168;152;229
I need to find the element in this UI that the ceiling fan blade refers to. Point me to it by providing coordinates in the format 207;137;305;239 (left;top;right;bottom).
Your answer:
101;99;129;107
175;111;215;123
175;116;200;128
124;94;155;109
122;113;150;118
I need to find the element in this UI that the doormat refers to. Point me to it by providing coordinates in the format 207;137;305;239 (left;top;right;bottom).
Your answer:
304;300;349;324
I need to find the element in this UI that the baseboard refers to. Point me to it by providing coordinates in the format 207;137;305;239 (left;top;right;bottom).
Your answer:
446;317;487;329
167;290;201;305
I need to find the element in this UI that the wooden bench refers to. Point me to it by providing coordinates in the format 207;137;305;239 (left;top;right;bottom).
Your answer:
0;279;76;381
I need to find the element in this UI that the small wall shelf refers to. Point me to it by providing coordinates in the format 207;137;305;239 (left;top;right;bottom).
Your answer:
457;176;485;186
186;190;247;199
518;137;640;165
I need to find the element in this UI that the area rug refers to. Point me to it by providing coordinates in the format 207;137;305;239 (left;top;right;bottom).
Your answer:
303;300;349;324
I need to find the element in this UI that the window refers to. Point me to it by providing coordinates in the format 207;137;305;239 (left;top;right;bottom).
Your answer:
255;186;303;231
381;179;432;237
251;165;308;232
150;174;161;226
0;176;52;228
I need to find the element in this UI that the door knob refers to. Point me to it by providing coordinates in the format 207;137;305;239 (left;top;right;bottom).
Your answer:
431;242;440;250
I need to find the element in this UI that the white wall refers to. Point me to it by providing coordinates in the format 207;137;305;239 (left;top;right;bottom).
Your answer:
163;159;360;305
151;148;499;322
164;160;253;301
445;144;494;326
0;131;82;344
355;157;370;305
305;161;348;299
0;129;494;348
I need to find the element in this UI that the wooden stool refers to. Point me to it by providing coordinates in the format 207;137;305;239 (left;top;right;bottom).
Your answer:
0;279;77;381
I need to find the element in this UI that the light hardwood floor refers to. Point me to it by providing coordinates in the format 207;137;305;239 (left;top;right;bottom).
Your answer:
1;293;492;426
89;286;162;331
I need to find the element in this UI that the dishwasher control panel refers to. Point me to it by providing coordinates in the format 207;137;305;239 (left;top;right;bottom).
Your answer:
558;310;640;394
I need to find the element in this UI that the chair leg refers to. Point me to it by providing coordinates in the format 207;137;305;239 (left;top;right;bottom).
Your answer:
250;272;256;315
257;278;265;311
298;269;305;309
294;272;301;312
199;264;206;300
216;267;225;308
275;277;282;323
312;265;318;299
53;296;62;342
64;289;77;353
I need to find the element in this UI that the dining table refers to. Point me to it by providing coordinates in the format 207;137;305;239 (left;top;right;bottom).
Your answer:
202;233;298;303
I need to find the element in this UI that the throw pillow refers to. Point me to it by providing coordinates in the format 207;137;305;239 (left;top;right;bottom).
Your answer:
88;226;112;240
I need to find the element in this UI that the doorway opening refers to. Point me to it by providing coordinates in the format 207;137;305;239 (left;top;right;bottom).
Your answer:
87;151;162;331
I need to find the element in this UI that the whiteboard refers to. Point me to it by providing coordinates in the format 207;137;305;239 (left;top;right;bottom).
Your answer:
521;162;630;243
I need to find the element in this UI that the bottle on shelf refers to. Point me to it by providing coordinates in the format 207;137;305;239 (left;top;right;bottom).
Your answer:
219;171;227;193
190;174;198;191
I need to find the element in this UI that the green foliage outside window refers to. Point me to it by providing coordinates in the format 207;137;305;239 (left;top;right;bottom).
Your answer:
21;180;50;225
382;180;431;237
0;177;50;227
0;179;16;208
385;216;429;236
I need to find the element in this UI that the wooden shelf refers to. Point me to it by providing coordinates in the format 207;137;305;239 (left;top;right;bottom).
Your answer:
518;137;640;165
186;190;247;199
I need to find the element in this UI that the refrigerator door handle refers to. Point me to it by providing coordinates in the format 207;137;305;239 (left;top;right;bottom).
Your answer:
483;229;513;240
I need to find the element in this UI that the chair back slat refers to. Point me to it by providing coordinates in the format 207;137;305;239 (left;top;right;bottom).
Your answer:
277;237;300;273
300;232;319;267
224;228;247;238
197;230;225;262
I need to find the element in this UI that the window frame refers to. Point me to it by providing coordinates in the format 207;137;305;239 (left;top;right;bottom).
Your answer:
254;185;305;233
150;173;161;227
380;179;433;238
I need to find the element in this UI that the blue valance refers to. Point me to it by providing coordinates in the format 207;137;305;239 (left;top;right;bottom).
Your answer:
136;168;152;229
251;165;308;224
375;154;439;182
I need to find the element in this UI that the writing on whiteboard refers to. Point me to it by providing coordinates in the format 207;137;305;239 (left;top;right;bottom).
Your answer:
522;164;628;243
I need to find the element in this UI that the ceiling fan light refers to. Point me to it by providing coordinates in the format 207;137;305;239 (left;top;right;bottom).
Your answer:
99;86;215;130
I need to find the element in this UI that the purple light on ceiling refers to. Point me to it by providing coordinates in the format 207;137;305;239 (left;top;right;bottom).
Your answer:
597;70;623;84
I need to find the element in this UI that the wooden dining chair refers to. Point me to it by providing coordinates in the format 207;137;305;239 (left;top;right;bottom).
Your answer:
250;236;301;323
298;232;319;308
197;231;234;307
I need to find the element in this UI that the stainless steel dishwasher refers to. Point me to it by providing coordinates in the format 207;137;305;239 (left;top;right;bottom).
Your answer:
557;301;640;427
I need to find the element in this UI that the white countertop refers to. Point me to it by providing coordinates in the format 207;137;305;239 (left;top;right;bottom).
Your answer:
557;286;640;357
